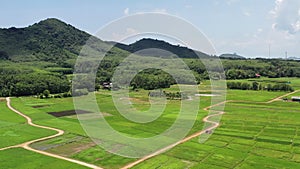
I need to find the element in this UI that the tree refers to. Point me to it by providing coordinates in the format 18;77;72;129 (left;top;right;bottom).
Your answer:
0;51;9;60
258;84;263;90
43;89;50;98
241;82;250;90
226;69;238;79
129;70;174;90
267;84;272;91
252;81;259;90
72;88;89;96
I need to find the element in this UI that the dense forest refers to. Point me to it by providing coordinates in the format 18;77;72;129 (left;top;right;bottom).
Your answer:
0;18;299;97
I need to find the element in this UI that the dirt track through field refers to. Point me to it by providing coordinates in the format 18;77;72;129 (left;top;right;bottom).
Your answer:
121;90;300;169
1;90;298;169
266;90;300;103
0;97;103;169
120;100;226;169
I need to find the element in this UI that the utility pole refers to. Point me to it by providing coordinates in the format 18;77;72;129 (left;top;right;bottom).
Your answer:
285;51;288;60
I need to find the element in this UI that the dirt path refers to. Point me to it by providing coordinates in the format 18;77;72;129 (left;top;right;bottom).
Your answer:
1;97;103;169
1;89;296;169
266;90;300;103
121;90;298;169
121;102;226;169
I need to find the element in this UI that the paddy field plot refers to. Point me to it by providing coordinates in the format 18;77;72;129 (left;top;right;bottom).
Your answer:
2;79;300;168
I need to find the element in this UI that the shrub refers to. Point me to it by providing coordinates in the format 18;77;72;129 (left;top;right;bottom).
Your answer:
72;88;89;96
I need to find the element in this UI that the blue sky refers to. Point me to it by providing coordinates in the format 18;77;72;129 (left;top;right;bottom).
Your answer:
1;0;300;58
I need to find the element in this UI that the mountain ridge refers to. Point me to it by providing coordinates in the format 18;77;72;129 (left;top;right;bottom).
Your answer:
219;53;245;59
111;38;211;58
0;18;246;63
0;18;93;63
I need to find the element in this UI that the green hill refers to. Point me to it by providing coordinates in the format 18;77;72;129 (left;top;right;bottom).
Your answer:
0;18;93;63
113;38;211;58
1;18;300;97
219;53;246;59
0;18;214;64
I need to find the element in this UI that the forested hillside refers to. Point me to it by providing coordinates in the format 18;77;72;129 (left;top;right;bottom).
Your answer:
1;18;300;97
113;38;210;58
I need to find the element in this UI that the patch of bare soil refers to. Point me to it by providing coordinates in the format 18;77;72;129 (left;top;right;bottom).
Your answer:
72;142;96;154
46;141;97;157
48;110;92;117
32;105;50;108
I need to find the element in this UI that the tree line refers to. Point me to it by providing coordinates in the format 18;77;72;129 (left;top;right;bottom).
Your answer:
148;91;188;100
227;81;294;92
2;55;300;97
0;73;70;97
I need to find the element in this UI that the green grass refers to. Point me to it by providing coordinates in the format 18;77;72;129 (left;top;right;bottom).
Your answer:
0;148;88;169
71;145;136;169
226;77;300;89
120;82;300;168
3;86;204;168
0;100;56;148
226;90;286;102
10;97;87;136
3;78;300;168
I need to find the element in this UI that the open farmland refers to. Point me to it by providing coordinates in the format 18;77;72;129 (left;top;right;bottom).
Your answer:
131;102;300;168
1;78;300;168
0;99;56;149
1;6;300;168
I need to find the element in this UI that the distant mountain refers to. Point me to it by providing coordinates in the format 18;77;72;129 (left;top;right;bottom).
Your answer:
219;53;245;59
0;18;98;63
113;38;211;58
288;57;300;60
0;18;219;65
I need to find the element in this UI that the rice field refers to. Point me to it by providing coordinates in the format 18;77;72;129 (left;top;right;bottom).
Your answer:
1;78;300;168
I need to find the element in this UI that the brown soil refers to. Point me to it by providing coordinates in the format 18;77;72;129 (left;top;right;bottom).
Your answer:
48;110;92;117
32;105;50;108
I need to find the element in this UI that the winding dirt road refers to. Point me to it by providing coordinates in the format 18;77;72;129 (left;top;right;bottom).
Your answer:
121;102;226;169
266;90;300;103
1;97;103;169
121;90;300;169
1;89;298;169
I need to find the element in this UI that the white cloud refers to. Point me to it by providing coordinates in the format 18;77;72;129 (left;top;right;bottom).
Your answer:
124;8;129;15
270;0;300;34
212;0;300;57
292;20;300;32
212;26;300;58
